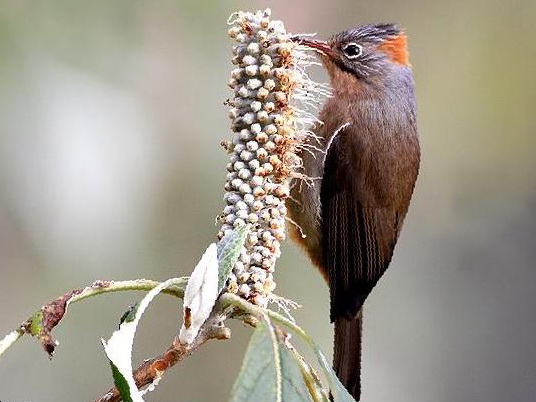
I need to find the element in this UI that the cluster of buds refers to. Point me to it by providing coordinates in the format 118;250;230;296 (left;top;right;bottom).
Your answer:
218;9;325;307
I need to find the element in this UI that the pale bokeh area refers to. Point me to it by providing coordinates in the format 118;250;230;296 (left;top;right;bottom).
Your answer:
1;0;535;401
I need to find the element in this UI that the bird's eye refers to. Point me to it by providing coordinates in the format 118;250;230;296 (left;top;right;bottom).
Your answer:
342;42;363;59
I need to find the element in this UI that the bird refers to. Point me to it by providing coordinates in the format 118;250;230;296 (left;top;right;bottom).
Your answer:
287;24;420;400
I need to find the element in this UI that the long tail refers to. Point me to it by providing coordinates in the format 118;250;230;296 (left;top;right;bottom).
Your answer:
334;310;363;401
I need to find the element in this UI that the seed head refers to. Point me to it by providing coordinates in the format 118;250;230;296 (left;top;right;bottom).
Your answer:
221;9;324;307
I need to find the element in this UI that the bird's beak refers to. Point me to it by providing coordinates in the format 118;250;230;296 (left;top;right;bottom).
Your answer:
291;36;333;57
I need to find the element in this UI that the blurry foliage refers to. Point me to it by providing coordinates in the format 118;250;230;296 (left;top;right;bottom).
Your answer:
0;0;535;401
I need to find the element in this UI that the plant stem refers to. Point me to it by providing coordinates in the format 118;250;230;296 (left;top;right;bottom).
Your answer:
220;293;314;346
0;278;188;359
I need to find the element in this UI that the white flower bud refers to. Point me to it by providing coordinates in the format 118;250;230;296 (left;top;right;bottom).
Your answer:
253;186;266;197
264;141;276;152
264;102;275;112
238;86;250;98
250;101;262;112
265;124;277;135
262;258;273;270
256;148;268;159
262;163;274;174
257;87;269;99
269;155;282;167
231;178;243;189
250;123;262;134
259;54;272;66
243;193;255;205
272;134;284;144
259;64;271;75
261;231;273;241
240;253;251;265
226;171;237;181
252;281;264;293
242;112;256;125
238;284;251;297
235;200;248;210
251;175;264;187
227;281;238;294
278;42;293;56
274;185;289;198
255;132;268;144
245;65;259;76
247;232;259;246
246;141;259;151
225;193;241;204
236;209;248;220
252;200;264;211
260;210;271;221
264;279;276;292
251;252;263;265
247;213;259;223
239;183;252;194
228;78;238;88
233;161;246;171
239;129;252;141
228;27;240;38
257;111;270;123
237;271;250;282
238;168;251;180
240;150;254;162
233;218;246;227
247;42;261;55
231;68;243;79
225;214;236;224
242;55;257;65
264;195;277;205
251;269;267;282
248;159;260;170
273;114;285;126
247;79;263;90
274;91;287;103
273;229;285;241
264;79;276;90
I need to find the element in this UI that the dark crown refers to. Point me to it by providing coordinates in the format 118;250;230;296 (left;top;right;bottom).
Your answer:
330;24;401;45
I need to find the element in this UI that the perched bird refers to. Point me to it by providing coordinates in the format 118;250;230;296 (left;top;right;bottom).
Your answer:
288;25;420;400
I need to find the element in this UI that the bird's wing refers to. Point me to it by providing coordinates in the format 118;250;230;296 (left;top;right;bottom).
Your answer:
321;127;402;321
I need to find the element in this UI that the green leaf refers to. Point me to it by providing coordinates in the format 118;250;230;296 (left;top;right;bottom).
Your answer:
102;277;185;402
230;320;314;402
28;311;44;336
217;225;249;292
285;343;329;402
119;303;140;326
263;313;355;402
312;347;356;402
110;360;133;402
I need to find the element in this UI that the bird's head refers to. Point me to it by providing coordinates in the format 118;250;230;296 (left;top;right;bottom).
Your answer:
293;24;410;87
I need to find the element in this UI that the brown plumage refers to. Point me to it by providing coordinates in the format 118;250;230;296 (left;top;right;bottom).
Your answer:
288;24;420;400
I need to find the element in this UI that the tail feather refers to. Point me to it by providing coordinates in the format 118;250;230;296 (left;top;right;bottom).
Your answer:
334;311;363;401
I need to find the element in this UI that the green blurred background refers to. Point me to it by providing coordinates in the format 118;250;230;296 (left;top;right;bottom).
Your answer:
1;0;535;401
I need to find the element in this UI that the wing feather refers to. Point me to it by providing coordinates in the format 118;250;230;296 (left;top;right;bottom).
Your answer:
321;129;401;321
